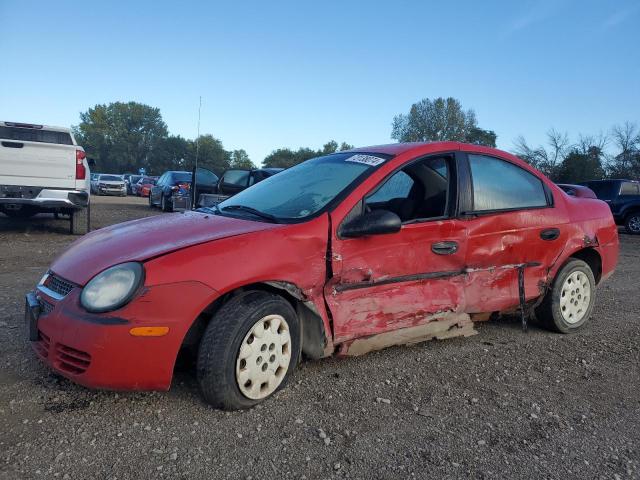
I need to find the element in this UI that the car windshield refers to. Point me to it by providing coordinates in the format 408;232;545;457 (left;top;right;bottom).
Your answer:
100;175;122;181
218;152;388;221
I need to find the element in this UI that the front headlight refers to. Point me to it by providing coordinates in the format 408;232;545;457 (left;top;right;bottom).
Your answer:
80;262;144;313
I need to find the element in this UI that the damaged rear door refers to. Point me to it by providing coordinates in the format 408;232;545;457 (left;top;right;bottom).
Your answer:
459;151;569;313
325;153;473;348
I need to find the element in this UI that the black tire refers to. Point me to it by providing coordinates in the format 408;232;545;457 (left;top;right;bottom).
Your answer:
197;291;301;410
3;206;37;218
160;193;173;212
535;258;596;333
624;211;640;235
70;205;90;235
148;194;154;208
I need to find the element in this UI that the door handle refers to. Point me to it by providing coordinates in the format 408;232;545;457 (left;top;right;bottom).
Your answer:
1;141;24;148
432;241;459;255
540;228;560;241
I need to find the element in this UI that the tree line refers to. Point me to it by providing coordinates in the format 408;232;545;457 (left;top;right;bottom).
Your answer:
74;102;352;174
75;99;638;182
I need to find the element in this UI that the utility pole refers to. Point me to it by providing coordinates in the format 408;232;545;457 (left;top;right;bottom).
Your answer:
192;96;202;209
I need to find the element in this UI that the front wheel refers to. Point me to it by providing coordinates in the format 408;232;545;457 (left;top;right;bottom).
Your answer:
625;212;640;235
197;291;301;410
535;258;596;333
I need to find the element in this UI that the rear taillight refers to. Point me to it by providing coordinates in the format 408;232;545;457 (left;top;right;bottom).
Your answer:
75;150;86;180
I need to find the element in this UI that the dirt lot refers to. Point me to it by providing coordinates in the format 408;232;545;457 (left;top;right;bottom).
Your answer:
1;196;638;479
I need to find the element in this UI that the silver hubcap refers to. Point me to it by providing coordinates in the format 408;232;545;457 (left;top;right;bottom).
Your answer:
629;215;640;232
560;271;591;324
236;314;291;400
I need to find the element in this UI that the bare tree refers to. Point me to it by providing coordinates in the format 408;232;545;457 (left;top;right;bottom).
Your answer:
609;122;640;178
513;128;570;178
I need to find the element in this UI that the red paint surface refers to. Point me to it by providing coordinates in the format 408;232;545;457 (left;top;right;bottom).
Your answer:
34;142;619;391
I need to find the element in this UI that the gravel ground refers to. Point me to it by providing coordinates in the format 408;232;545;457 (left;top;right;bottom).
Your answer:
0;196;638;480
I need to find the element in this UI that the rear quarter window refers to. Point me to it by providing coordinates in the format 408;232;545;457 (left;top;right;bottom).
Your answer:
0;126;73;145
620;182;640;196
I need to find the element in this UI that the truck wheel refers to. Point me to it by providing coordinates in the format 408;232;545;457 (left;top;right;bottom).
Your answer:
161;194;173;212
535;258;596;333
3;207;37;218
70;205;90;235
197;291;301;410
625;212;640;234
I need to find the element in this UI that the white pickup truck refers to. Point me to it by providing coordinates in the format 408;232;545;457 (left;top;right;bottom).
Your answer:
0;121;92;234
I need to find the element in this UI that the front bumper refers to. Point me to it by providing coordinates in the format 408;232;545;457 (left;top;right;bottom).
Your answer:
0;187;88;210
28;279;217;391
98;185;126;195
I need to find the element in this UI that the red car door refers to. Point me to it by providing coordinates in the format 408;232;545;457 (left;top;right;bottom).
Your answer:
325;153;473;347
459;150;570;313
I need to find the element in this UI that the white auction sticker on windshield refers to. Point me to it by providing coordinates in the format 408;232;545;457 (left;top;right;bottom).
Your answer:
345;154;386;167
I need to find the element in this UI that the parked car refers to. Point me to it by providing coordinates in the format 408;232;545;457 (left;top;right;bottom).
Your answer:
580;179;640;234
126;175;142;195
149;169;219;211
0;121;92;234
96;174;126;196
556;183;597;199
90;173;101;194
25;142;618;409
132;176;156;196
198;168;284;207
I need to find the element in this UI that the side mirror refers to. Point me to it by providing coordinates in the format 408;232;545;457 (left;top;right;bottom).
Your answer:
87;158;96;168
340;209;402;238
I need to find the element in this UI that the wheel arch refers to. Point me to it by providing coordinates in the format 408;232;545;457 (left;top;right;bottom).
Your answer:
567;247;603;284
180;281;329;361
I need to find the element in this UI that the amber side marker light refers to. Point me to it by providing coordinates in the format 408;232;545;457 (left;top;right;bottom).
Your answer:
129;327;170;337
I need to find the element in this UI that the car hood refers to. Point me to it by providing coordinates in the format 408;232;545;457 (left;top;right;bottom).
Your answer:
51;211;282;285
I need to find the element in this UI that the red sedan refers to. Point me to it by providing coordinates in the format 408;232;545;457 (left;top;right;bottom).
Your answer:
26;142;618;409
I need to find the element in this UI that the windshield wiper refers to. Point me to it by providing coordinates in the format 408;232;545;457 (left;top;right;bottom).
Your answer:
221;205;280;223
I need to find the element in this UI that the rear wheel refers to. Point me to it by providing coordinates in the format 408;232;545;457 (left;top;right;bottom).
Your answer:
535;258;595;333
197;291;301;410
161;193;172;212
625;212;640;235
70;205;90;235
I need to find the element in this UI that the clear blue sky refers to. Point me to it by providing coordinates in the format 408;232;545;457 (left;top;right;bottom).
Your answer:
1;0;639;164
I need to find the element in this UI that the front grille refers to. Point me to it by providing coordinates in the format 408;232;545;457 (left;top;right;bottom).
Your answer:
55;344;91;375
44;274;74;297
34;331;50;358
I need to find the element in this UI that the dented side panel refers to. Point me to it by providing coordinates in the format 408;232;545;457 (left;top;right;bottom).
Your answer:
326;219;469;343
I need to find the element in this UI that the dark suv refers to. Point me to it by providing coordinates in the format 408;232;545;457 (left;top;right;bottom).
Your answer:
581;179;640;234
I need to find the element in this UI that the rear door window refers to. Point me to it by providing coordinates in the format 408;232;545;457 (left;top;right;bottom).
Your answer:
0;126;73;145
469;154;548;212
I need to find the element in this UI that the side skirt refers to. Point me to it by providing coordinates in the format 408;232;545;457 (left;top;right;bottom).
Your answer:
337;312;477;356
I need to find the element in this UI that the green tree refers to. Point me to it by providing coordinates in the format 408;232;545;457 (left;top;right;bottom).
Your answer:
467;127;497;147
189;134;231;175
391;97;481;143
74;102;168;173
339;142;354;151
321;140;339;154
556;147;605;183
230;149;255;169
151;135;190;174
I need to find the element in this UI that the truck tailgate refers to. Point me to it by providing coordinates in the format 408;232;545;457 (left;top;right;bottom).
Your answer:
0;141;77;188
